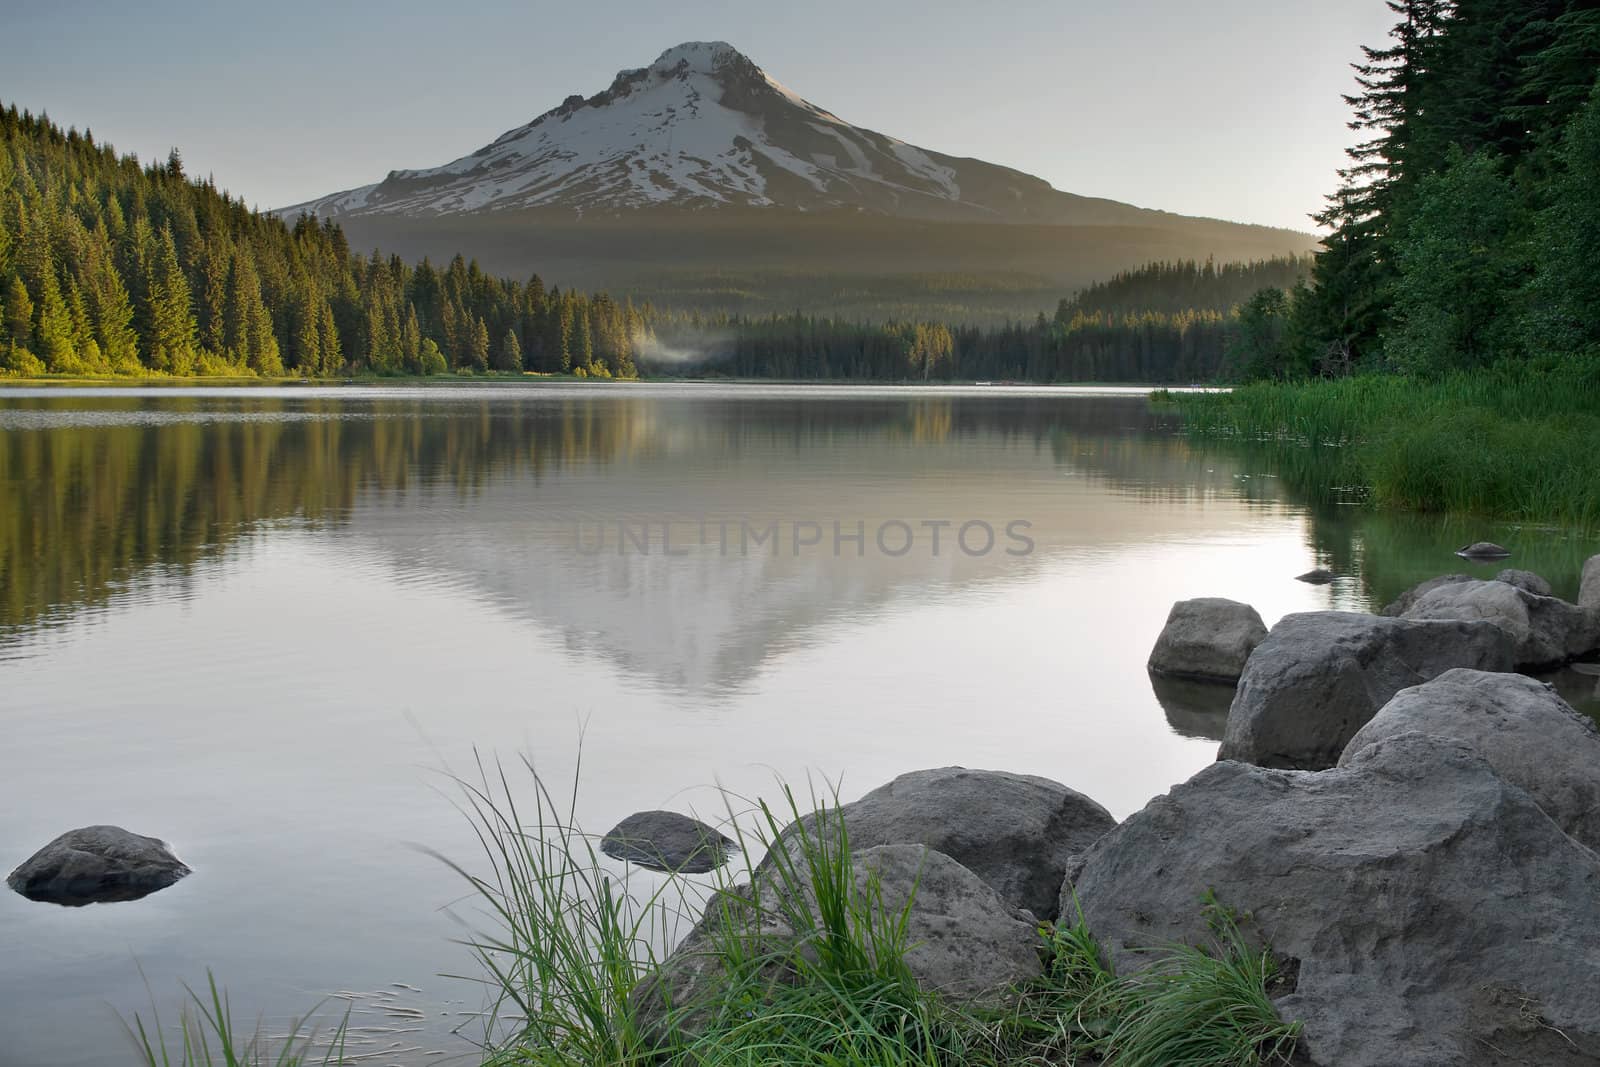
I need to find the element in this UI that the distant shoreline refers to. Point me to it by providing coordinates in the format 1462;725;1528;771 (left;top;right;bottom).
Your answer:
0;374;1218;392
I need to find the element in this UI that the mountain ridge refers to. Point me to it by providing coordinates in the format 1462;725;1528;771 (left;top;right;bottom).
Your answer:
279;41;1297;234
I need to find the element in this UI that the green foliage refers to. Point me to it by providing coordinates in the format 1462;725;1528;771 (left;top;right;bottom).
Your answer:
1525;79;1600;356
1383;149;1529;375
1225;287;1312;381
1278;1;1600;378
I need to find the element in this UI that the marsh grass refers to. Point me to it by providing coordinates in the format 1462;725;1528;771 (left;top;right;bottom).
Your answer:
126;971;347;1067
1175;359;1600;528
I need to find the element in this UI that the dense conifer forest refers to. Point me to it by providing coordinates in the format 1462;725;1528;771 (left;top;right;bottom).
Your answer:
0;102;1328;384
1231;0;1600;379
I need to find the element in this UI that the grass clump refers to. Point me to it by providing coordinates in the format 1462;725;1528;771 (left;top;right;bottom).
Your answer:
1173;358;1600;528
1088;899;1302;1067
126;971;347;1067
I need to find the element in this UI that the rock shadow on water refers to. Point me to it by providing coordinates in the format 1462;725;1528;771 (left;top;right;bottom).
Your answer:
1148;671;1234;742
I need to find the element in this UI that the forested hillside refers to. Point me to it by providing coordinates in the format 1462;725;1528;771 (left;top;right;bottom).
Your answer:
0;101;1287;384
1234;0;1600;379
1057;257;1309;318
0;105;651;379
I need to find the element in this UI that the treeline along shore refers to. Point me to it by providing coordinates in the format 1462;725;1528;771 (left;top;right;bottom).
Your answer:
0;101;1312;386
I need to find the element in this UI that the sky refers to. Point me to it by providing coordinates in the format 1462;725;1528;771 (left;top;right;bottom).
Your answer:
7;0;1399;232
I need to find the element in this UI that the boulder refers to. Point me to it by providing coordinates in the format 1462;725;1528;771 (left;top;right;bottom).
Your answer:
1583;553;1600;613
7;826;190;906
1064;733;1600;1067
1341;669;1600;851
1148;672;1233;742
1380;573;1472;616
1495;568;1553;597
1218;612;1515;770
758;768;1114;921
1146;597;1267;683
639;844;1045;1039
1295;569;1337;585
1402;578;1598;669
1457;541;1512;560
600;811;736;874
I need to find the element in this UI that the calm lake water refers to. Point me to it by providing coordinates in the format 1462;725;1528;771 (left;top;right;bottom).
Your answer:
2;383;1596;1066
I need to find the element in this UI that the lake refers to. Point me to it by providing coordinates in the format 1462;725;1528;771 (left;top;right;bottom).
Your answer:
2;383;1596;1066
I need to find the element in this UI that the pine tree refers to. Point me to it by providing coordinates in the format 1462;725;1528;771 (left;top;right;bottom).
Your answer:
3;274;33;349
32;264;76;371
317;297;341;375
143;225;197;374
468;315;490;370
495;327;523;372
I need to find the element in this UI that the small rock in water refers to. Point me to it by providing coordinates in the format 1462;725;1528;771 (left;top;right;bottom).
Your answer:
7;825;190;906
1296;569;1338;585
1457;541;1512;561
601;811;736;874
1148;597;1267;684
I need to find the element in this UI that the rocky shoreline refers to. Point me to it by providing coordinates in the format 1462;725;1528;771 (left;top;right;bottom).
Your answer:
633;554;1600;1065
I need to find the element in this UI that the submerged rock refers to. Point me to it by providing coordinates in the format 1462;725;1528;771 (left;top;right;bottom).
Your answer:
7;826;190;906
759;767;1113;921
1147;597;1267;683
639;843;1045;1041
1381;573;1472;616
1342;669;1600;851
1495;568;1553;597
1402;577;1598;669
1294;568;1337;585
1457;541;1512;560
600;811;736;874
1065;732;1600;1066
1218;611;1515;770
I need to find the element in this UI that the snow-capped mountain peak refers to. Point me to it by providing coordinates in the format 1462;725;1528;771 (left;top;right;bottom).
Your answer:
279;41;1120;224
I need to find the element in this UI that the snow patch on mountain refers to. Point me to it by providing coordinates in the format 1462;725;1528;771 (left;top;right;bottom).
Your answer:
278;41;1156;226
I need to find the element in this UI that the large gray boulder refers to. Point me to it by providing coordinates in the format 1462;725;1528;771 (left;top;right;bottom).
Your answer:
1402;578;1598;669
759;768;1114;921
600;811;736;874
1147;597;1267;683
1342;669;1600;851
1380;573;1472;616
1064;733;1600;1067
1496;568;1553;597
1583;553;1600;613
639;844;1045;1040
7;826;190;906
1218;611;1515;770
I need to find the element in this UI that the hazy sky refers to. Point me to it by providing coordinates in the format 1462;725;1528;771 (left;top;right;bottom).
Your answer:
8;0;1397;231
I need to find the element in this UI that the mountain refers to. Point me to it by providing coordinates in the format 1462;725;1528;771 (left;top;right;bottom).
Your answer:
282;42;1316;321
287;42;1231;228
